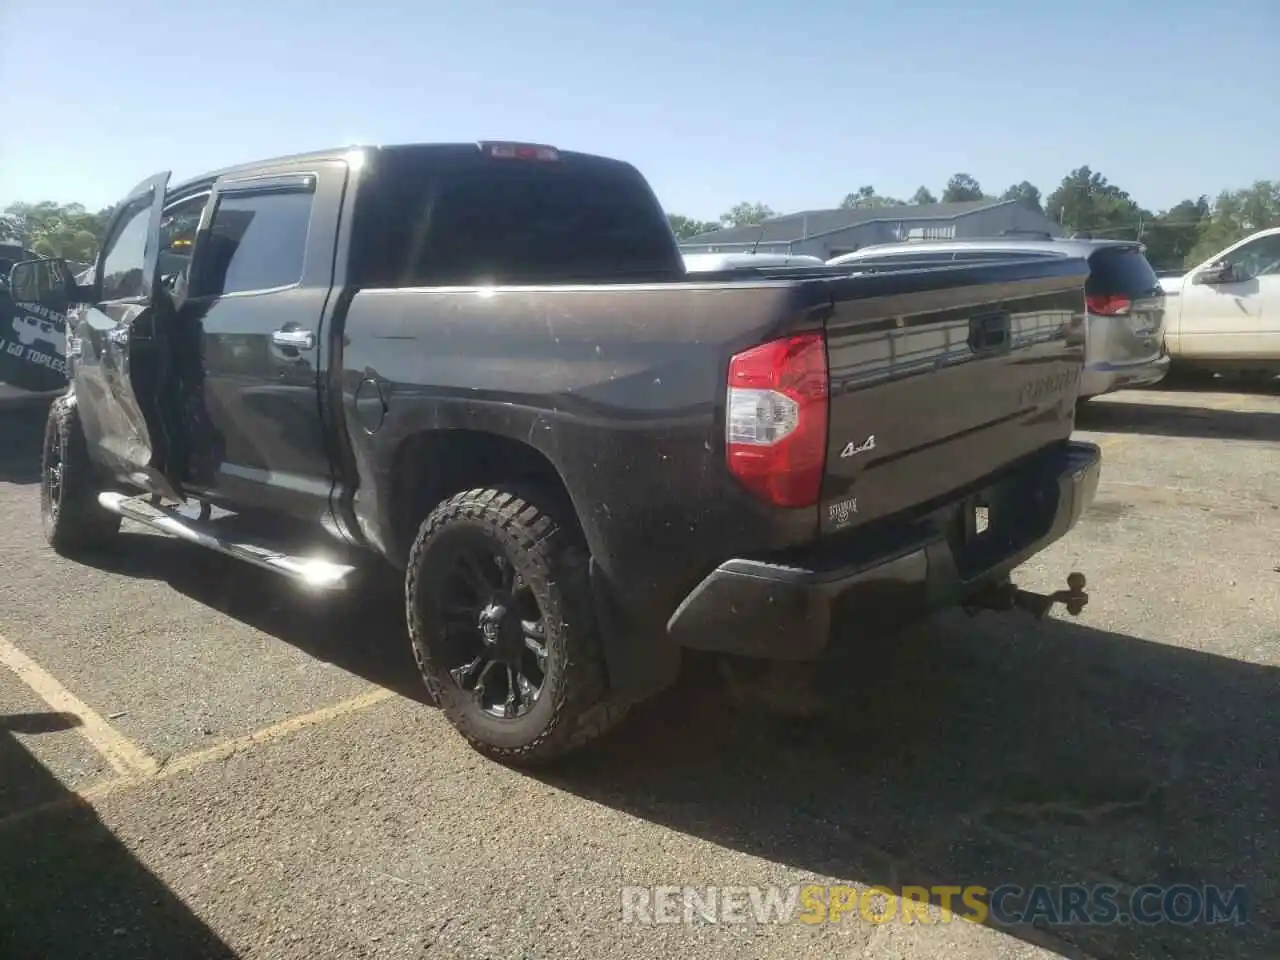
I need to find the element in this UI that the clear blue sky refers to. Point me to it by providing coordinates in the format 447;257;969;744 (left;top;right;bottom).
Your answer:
1;0;1276;219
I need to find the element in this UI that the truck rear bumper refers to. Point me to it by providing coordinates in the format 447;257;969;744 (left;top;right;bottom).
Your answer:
666;441;1101;659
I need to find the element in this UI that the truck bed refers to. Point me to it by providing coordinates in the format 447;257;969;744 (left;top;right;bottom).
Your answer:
335;255;1090;638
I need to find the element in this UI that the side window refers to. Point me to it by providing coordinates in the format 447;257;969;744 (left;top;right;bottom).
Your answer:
100;199;154;301
192;189;313;298
1226;235;1280;279
157;194;210;288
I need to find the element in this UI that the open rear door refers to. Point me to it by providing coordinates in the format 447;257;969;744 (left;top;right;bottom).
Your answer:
73;171;183;500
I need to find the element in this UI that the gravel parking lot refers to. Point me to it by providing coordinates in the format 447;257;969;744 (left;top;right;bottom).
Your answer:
1;383;1277;960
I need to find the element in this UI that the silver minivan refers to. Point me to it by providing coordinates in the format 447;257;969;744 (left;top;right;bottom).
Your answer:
828;238;1170;400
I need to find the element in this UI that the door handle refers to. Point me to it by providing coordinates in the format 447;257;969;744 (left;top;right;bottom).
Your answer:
271;328;316;351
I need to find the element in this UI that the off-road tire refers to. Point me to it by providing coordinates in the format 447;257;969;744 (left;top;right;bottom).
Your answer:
405;486;629;765
41;399;121;552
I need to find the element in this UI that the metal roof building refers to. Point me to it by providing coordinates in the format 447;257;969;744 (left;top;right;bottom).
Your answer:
679;199;1063;260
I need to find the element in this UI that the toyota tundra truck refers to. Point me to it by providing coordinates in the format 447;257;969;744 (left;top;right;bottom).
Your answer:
9;140;1100;765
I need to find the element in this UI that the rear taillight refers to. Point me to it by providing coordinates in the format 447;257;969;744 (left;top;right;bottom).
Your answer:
725;333;829;508
1086;294;1132;316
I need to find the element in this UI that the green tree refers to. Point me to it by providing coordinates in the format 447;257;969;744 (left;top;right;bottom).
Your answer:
719;202;775;227
941;173;984;203
1043;167;1143;239
1183;181;1280;266
1140;196;1210;270
839;186;905;209
910;186;938;205
1000;181;1043;214
1;201;114;263
667;213;720;240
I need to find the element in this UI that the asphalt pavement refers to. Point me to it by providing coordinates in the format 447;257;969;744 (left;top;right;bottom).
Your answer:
0;383;1277;959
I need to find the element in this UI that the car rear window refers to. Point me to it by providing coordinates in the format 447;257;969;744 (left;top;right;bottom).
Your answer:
352;149;683;287
1086;247;1161;298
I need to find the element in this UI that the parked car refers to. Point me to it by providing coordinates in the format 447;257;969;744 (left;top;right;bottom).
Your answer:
1158;227;1280;379
10;140;1098;765
682;252;827;272
828;238;1169;401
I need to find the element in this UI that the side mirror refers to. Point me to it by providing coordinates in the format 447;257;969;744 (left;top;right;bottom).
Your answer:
8;257;76;312
1192;260;1234;285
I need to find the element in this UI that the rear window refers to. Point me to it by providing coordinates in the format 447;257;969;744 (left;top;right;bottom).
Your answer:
1086;247;1160;297
352;150;682;287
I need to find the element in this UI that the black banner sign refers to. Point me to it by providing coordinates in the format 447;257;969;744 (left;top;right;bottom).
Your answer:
0;287;70;394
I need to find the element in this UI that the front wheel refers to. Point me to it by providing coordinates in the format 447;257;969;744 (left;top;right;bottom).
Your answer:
41;399;121;552
405;486;628;765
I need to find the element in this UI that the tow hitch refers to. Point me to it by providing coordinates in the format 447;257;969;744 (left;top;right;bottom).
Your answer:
963;572;1089;620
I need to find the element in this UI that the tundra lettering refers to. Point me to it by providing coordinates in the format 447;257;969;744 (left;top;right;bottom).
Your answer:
1019;367;1081;407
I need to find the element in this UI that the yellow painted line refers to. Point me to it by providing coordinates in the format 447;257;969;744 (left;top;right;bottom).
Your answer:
156;687;397;780
0;687;400;831
0;634;158;778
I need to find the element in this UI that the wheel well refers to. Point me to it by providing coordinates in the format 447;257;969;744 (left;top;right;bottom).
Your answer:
389;430;581;559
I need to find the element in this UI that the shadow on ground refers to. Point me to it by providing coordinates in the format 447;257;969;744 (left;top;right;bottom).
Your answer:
0;712;237;959
0;403;49;485
53;523;1280;958
1077;399;1280;442
538;613;1279;960
1156;371;1280;397
70;531;427;702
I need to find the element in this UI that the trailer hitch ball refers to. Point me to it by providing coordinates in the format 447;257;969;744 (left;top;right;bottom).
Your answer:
1035;570;1089;619
963;571;1089;620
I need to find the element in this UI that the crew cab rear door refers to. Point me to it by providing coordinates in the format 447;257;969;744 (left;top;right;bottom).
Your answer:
73;171;178;494
177;161;341;522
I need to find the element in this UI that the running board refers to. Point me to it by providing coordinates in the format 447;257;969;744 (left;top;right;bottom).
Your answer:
97;492;358;590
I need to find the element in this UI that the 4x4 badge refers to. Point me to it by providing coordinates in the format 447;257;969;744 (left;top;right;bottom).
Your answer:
840;435;876;458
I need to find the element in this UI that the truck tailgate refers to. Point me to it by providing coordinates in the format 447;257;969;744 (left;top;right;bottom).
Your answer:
818;256;1089;534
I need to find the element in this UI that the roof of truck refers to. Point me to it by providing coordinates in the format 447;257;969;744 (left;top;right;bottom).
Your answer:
168;142;631;196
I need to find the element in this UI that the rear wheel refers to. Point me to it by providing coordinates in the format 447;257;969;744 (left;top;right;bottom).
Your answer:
405;486;628;765
41;399;121;552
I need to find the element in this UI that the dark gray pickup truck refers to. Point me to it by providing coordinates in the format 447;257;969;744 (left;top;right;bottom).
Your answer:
9;141;1099;764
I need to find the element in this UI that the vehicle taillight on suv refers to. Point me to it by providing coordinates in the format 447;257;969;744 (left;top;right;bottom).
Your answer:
1085;246;1163;318
725;333;829;508
1085;293;1133;316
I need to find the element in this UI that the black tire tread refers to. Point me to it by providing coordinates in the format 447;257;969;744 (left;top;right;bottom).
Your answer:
42;399;120;552
405;486;628;765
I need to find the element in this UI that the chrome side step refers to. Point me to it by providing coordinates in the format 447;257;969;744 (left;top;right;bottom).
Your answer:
97;492;358;590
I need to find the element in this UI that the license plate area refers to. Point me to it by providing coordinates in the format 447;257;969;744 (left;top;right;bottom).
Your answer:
946;477;1058;581
952;497;992;546
973;503;990;537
